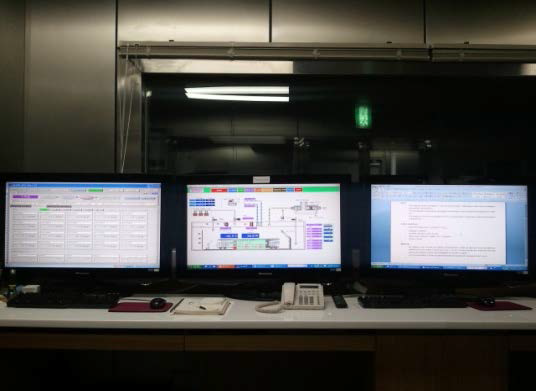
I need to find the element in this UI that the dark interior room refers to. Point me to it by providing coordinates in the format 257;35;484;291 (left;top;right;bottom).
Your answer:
2;1;536;390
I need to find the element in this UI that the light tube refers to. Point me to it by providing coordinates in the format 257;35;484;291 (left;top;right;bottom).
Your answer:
185;86;289;95
186;93;289;102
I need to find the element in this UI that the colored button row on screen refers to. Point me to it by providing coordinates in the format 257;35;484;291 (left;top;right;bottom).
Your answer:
188;264;340;269
324;224;333;242
194;186;339;193
208;187;304;193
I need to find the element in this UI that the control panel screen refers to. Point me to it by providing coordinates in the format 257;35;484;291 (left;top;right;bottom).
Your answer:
4;182;161;269
186;183;341;270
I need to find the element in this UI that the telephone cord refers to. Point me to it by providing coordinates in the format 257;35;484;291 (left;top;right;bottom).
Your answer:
255;301;283;313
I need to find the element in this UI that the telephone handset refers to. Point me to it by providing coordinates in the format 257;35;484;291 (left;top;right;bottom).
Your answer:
256;282;325;313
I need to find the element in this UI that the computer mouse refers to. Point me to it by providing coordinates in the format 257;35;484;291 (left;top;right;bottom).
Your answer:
149;297;167;309
479;297;496;307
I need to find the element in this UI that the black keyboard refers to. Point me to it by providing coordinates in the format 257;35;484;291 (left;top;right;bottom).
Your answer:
7;291;121;309
358;295;468;309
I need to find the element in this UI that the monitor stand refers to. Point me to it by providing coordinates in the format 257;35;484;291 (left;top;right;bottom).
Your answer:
175;278;282;301
225;278;282;301
224;286;281;302
357;277;458;297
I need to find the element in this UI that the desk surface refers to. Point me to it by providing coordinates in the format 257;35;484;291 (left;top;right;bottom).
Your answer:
1;296;536;330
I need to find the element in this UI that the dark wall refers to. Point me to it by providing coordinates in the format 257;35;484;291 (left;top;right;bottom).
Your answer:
0;0;25;172
23;0;116;173
3;1;536;173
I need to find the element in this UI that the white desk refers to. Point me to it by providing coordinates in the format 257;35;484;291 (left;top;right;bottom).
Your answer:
2;296;536;391
1;296;536;330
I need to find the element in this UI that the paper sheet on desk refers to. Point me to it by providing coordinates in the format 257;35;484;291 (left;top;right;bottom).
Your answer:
173;297;230;315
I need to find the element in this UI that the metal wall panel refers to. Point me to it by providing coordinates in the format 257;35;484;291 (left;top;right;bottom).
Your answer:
24;0;115;172
0;0;25;171
272;0;424;44
118;0;269;43
427;0;536;45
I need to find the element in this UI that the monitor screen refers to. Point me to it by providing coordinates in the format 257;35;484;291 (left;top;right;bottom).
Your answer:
4;182;161;270
186;183;342;270
370;184;528;272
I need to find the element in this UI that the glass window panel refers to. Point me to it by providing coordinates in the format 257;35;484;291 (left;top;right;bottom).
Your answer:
143;74;536;182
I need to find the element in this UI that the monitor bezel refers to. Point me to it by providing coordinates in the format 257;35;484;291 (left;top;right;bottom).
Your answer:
363;181;532;285
0;172;174;282
179;174;350;281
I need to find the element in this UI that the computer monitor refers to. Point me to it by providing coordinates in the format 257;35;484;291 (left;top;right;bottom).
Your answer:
184;177;344;278
4;180;162;273
370;184;529;277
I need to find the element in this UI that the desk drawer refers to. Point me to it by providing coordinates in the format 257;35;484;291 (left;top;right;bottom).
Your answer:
185;335;375;351
0;332;185;351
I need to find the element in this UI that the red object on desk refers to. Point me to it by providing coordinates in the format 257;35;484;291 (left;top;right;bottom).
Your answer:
108;302;173;312
467;301;532;311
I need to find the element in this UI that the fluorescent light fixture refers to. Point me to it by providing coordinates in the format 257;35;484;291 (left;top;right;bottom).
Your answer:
185;86;289;95
186;93;289;102
184;86;289;102
209;136;287;144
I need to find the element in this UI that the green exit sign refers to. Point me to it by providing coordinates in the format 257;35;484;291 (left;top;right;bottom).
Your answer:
355;105;371;129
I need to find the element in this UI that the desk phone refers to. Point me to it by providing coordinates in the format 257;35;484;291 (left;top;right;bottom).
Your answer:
282;282;325;310
255;282;325;313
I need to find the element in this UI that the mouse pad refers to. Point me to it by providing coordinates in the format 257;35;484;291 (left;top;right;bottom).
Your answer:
467;301;532;311
108;302;173;313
